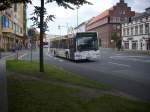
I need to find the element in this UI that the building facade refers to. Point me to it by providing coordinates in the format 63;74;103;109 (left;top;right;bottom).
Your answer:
122;8;150;50
0;3;26;51
86;0;135;48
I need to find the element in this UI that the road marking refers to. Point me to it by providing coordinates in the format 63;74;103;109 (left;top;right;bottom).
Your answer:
108;62;130;67
110;56;150;63
46;53;53;57
115;54;122;55
18;53;28;59
110;55;148;58
46;53;64;62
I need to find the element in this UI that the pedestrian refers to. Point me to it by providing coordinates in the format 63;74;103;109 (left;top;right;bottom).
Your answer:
12;43;15;52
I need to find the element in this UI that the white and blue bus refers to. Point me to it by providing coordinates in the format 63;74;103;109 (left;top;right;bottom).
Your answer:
49;32;100;61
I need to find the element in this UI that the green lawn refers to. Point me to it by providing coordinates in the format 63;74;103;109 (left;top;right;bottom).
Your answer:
6;60;150;112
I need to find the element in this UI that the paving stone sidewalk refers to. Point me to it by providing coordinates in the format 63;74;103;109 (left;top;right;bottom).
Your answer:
0;59;8;112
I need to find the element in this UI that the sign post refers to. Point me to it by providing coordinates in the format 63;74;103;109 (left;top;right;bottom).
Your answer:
28;29;33;62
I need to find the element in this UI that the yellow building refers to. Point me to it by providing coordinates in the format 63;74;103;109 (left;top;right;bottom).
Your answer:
0;3;26;51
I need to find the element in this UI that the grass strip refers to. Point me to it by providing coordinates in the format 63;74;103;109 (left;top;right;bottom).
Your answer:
6;60;108;89
7;73;150;112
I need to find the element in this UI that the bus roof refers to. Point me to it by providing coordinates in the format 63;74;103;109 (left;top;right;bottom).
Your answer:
50;32;97;41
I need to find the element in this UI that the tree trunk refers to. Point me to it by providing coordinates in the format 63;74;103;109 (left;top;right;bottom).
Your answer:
39;0;44;72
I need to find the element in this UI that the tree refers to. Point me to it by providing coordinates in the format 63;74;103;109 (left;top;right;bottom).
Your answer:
0;0;31;11
31;0;91;72
111;32;119;47
0;0;91;72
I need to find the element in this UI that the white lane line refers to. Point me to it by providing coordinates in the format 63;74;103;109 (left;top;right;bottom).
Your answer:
46;53;64;62
47;53;52;57
109;56;150;63
108;62;130;67
18;53;28;59
46;53;53;57
110;56;147;58
115;54;122;55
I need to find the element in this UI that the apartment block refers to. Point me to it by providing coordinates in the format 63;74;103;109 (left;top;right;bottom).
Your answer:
0;3;26;51
86;0;135;48
122;7;150;50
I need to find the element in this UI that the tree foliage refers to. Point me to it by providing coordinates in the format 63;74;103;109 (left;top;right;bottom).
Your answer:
111;32;121;49
46;0;91;9
30;6;55;32
111;32;119;42
30;0;91;32
0;0;31;11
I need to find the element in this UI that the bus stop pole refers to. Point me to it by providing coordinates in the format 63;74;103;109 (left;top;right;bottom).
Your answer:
30;39;33;62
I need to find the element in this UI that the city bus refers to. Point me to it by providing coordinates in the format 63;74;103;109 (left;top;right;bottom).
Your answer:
49;32;100;61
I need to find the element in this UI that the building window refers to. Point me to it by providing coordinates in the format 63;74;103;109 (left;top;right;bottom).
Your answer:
120;10;125;15
124;42;129;49
2;16;7;29
20;28;22;33
131;27;133;35
140;24;143;34
135;26;138;35
116;17;120;22
13;23;15;31
14;23;16;32
132;41;137;49
6;17;9;28
145;23;149;34
123;28;126;36
8;19;12;29
127;28;129;36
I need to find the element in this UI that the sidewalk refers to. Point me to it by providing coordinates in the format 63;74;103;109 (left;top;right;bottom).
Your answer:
0;59;8;112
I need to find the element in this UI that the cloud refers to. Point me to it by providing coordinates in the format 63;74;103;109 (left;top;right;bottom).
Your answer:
27;0;150;35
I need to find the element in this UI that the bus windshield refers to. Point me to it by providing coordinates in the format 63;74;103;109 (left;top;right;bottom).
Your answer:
76;36;98;51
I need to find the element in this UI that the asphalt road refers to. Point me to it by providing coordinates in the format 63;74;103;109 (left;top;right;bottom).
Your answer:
23;48;150;101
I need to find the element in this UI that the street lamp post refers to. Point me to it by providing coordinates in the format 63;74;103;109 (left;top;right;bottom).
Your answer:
58;25;64;48
76;6;79;32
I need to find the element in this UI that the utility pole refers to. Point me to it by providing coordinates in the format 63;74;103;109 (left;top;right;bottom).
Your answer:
39;0;44;72
66;23;69;35
76;6;79;32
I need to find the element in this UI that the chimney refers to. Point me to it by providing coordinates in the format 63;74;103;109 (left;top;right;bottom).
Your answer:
120;0;124;3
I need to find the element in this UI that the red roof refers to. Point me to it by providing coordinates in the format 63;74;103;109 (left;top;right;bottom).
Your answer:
88;7;114;25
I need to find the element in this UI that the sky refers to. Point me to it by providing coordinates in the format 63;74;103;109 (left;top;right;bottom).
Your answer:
27;0;150;35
